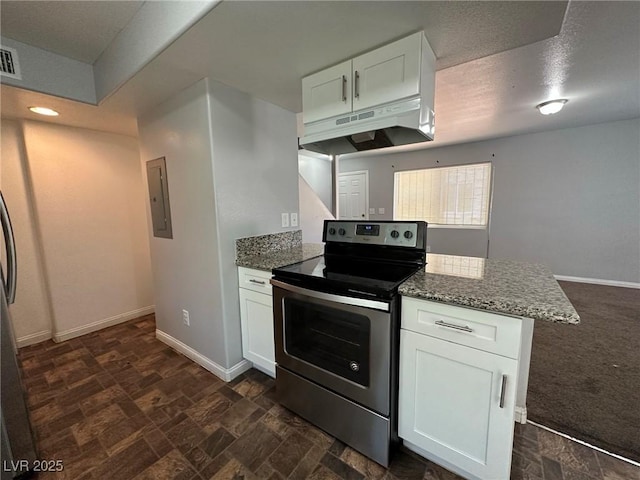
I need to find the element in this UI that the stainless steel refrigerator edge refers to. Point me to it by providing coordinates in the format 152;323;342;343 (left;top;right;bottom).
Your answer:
1;191;38;478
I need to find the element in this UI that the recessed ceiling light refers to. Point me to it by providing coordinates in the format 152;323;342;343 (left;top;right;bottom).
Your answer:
536;99;568;115
28;106;59;116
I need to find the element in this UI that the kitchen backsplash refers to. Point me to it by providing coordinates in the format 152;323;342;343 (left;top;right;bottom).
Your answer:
235;229;302;260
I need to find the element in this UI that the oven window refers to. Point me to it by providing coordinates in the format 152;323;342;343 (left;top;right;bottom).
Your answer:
283;298;370;386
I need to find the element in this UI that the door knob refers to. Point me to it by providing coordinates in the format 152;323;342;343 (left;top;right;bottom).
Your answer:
362;214;365;217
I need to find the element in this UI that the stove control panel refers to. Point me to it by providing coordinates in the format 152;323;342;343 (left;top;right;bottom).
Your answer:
324;220;425;248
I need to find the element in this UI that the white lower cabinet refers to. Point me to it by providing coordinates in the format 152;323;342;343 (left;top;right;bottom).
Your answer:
399;297;523;480
238;267;275;377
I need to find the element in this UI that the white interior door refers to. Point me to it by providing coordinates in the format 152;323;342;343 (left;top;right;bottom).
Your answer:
338;171;368;220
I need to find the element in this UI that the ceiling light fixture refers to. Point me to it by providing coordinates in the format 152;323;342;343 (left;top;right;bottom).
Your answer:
536;99;568;115
28;106;59;116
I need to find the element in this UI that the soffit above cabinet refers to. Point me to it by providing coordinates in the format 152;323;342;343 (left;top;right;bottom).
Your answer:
7;1;640;150
0;1;567;121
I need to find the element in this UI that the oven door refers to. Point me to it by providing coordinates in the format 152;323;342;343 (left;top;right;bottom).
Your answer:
272;279;396;416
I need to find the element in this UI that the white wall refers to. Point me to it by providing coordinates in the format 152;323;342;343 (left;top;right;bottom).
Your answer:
299;175;334;244
138;79;227;367
207;79;299;368
340;118;640;284
138;77;299;372
0;120;52;345
0;119;154;345
298;152;333;213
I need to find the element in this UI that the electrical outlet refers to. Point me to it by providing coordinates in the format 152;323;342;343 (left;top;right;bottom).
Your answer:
281;213;289;228
290;212;298;227
369;208;375;215
426;245;431;253
378;207;385;215
182;309;190;326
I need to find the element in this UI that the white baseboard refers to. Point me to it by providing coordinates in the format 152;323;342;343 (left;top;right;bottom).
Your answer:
53;305;155;343
155;329;252;382
16;330;52;348
554;275;640;289
514;406;527;424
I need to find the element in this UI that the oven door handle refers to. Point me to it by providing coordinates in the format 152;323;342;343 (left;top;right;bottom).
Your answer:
270;279;390;312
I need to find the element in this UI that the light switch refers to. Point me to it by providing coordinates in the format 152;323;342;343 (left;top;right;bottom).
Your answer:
378;208;385;215
290;213;298;227
369;208;376;215
281;213;289;227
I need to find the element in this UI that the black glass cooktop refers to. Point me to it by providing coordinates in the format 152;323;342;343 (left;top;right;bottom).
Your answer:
272;255;422;300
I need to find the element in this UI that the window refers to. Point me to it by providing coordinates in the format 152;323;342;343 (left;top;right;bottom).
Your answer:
425;255;485;279
393;162;491;226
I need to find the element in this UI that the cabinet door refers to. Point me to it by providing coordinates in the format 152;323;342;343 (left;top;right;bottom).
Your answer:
399;330;518;480
302;60;352;124
352;32;422;111
239;288;275;377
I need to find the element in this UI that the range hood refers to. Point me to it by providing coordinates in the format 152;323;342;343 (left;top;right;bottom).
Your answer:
299;97;434;155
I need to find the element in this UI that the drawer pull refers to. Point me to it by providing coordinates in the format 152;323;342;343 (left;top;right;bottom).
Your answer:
435;319;473;333
249;279;266;285
499;375;507;408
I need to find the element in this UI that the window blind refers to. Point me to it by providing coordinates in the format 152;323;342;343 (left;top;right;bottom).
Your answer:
393;163;491;226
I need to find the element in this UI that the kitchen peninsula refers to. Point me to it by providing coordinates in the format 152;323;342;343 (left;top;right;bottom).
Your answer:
396;253;578;479
236;232;580;480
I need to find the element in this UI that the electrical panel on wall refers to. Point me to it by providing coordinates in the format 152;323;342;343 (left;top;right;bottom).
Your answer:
146;157;173;239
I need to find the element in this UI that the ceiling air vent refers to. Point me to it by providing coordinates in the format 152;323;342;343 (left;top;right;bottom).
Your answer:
0;46;22;80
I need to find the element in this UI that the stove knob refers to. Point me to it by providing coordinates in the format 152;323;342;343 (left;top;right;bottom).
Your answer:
338;228;346;236
404;230;414;239
328;227;336;235
390;230;400;239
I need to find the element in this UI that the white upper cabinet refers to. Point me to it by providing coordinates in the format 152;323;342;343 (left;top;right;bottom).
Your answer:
302;32;434;124
352;33;422;112
302;61;352;124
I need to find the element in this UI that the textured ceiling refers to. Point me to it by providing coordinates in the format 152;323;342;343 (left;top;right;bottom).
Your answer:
0;1;566;70
0;1;144;64
1;1;638;148
146;0;568;114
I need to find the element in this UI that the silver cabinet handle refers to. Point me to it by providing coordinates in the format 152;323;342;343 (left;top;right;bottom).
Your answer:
499;375;507;408
354;71;360;99
342;75;347;102
249;279;266;285
0;192;17;304
435;319;473;333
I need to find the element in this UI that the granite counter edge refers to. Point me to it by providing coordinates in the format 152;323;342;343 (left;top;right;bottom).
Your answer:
398;286;580;324
235;243;324;272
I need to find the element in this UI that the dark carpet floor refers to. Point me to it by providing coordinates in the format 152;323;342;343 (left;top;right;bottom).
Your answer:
527;280;640;463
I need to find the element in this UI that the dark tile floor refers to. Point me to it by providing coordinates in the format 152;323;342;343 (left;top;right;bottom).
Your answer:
16;315;640;480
